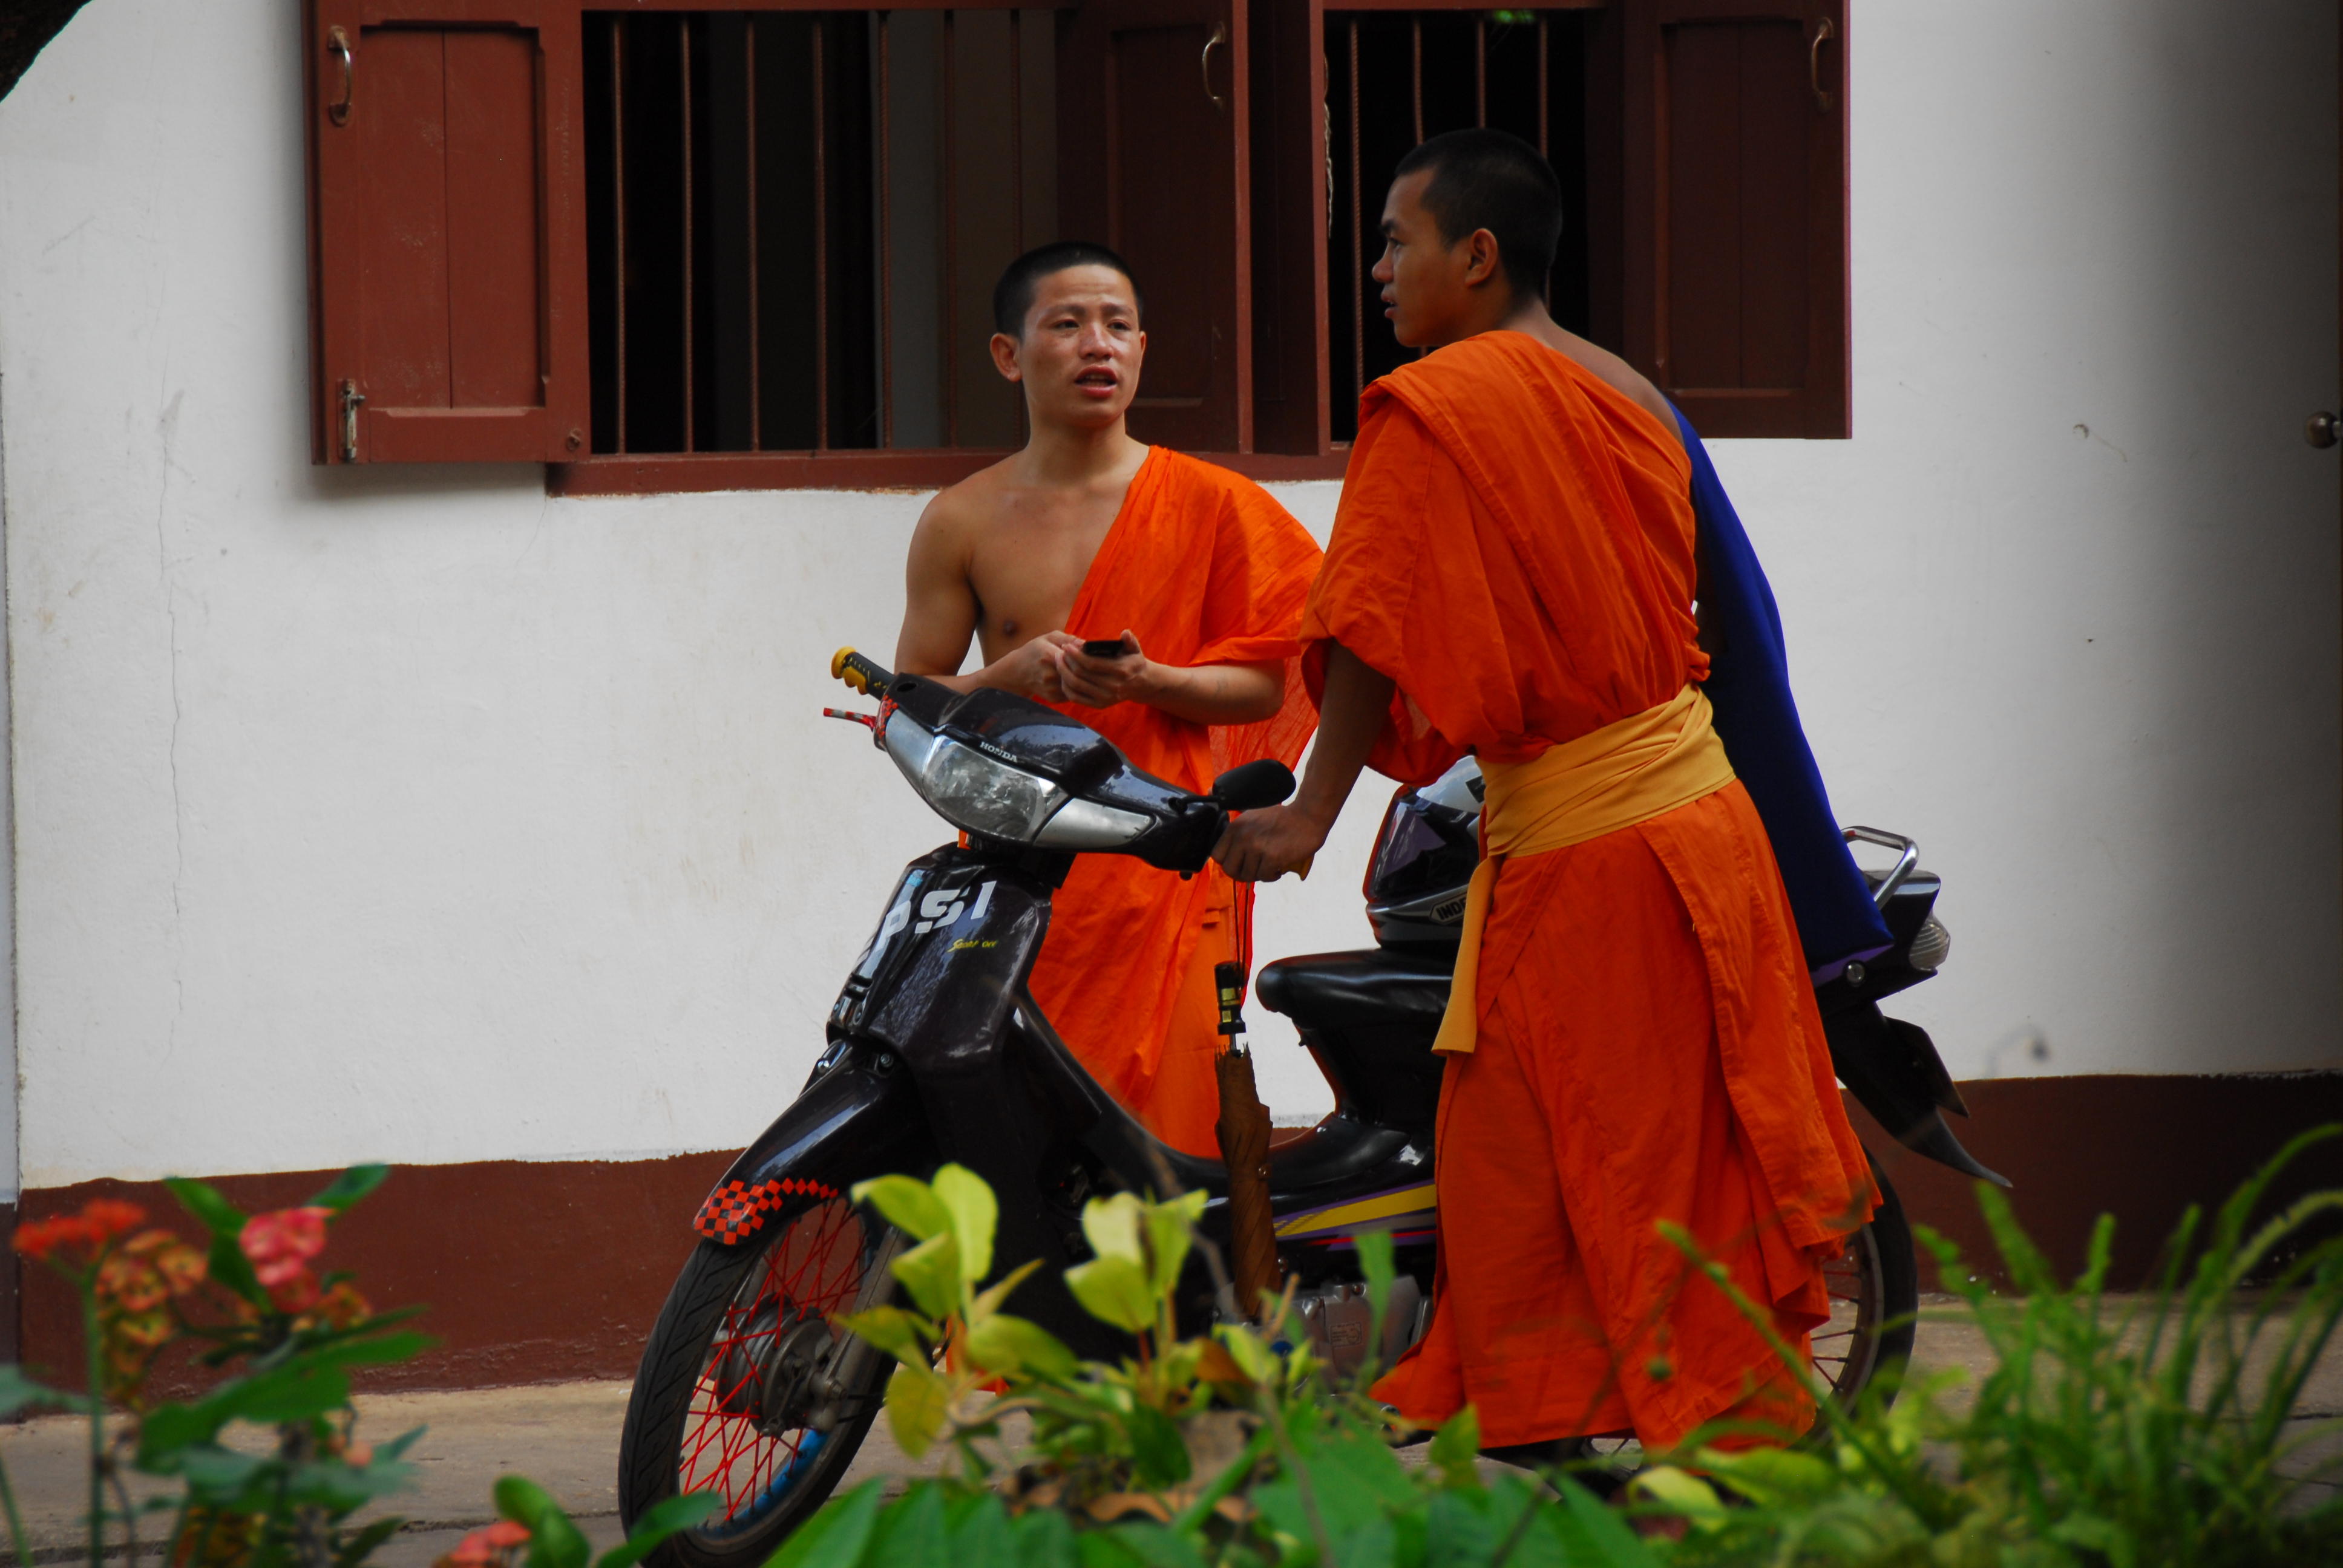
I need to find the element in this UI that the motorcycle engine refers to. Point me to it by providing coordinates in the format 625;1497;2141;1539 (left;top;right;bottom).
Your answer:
1289;1272;1429;1381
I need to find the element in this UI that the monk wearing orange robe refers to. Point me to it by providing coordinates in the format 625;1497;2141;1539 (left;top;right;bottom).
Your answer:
1216;132;1872;1455
896;242;1320;1157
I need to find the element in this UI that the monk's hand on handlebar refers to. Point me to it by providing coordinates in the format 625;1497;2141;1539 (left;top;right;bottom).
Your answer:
1211;803;1324;883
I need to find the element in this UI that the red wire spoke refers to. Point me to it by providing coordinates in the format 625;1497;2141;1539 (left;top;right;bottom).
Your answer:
675;1199;877;1527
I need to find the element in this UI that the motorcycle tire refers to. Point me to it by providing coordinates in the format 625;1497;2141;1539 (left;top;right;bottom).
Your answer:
617;1196;899;1568
1813;1161;1918;1408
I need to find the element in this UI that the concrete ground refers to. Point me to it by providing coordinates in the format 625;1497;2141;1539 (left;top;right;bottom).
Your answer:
1;1299;2338;1565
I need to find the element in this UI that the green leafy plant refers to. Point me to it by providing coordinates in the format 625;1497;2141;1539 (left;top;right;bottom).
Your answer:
803;1164;1656;1567
1636;1128;2343;1567
4;1170;723;1568
790;1138;2343;1568
10;1172;427;1568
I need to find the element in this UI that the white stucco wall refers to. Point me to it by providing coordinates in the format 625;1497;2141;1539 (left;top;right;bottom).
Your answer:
0;0;2335;1189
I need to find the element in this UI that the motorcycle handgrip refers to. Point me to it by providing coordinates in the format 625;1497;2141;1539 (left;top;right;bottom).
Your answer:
831;647;897;697
1208;758;1296;812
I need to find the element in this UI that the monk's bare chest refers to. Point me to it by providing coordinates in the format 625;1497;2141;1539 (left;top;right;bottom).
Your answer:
965;496;1124;660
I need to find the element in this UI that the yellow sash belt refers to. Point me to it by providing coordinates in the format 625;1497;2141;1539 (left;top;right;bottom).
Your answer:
1432;685;1738;1056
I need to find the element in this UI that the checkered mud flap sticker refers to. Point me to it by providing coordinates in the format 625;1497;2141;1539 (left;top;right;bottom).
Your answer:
694;1175;841;1244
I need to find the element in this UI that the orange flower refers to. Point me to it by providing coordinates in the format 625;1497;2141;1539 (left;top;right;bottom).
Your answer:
95;1232;205;1319
13;1215;90;1263
297;1279;372;1331
133;1231;209;1295
16;1198;152;1264
436;1520;531;1568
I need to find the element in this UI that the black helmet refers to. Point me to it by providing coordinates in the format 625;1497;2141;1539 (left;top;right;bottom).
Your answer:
1363;757;1483;948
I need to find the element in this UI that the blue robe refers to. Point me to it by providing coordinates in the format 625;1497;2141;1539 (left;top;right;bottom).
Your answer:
1674;408;1892;976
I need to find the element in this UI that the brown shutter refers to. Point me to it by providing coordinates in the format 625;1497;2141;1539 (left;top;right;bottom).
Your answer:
1058;0;1254;452
1247;0;1330;457
1621;0;1847;438
307;0;588;463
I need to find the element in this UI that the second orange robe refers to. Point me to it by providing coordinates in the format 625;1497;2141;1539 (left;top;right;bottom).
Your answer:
1311;333;1874;1451
1024;448;1322;1157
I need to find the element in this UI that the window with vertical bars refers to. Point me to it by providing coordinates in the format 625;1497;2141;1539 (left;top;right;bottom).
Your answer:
1323;10;1591;443
303;1;1851;483
583;9;1053;459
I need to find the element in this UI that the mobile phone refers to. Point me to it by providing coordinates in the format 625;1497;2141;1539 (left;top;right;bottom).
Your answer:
1081;639;1132;659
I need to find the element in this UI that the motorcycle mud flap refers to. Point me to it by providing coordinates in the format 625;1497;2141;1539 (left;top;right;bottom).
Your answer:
1823;1001;2009;1187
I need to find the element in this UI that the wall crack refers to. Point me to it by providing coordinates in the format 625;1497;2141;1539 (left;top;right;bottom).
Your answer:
156;385;183;1057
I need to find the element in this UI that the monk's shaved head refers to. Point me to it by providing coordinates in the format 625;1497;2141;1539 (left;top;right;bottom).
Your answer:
992;242;1144;338
1391;129;1562;299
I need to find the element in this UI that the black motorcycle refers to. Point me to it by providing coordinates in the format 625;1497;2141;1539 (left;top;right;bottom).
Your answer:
615;650;1999;1566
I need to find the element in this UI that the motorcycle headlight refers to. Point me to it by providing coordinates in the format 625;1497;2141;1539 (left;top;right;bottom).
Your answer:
886;715;1066;841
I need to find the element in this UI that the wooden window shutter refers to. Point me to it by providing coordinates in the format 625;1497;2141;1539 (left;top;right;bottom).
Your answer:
1247;0;1329;457
1058;0;1254;453
1621;0;1848;438
306;0;588;462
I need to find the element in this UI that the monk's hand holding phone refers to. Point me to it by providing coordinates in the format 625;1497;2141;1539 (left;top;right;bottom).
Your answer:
986;633;1074;704
1057;629;1152;709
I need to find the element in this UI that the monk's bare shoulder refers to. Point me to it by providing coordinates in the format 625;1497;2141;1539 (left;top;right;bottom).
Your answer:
908;454;1022;569
1545;330;1679;440
918;456;1020;537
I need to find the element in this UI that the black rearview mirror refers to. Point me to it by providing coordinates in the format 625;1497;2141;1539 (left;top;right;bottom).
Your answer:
1209;759;1296;812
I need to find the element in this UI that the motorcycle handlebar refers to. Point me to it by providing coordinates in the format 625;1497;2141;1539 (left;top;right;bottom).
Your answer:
827;647;1285;871
831;647;897;698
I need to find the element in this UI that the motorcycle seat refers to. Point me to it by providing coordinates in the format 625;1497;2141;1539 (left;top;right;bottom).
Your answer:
1255;949;1454;1139
1254;946;1454;1029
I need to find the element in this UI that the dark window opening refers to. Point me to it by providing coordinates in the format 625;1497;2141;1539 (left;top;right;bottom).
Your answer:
583;9;1055;457
1323;9;1590;443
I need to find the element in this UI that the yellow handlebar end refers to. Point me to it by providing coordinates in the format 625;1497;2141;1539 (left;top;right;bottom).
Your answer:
830;647;856;680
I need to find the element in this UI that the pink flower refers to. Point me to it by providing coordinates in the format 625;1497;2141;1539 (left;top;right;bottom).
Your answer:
239;1207;329;1287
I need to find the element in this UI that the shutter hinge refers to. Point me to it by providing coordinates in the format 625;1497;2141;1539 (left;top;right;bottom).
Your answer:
338;380;365;462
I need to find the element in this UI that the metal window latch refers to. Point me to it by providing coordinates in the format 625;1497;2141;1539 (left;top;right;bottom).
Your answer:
338;380;365;462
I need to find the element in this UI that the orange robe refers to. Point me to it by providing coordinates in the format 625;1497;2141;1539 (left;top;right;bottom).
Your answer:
1024;448;1322;1157
1319;333;1874;1451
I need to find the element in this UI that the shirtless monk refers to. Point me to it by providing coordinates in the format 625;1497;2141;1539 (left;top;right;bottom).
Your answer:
1215;132;1873;1458
894;241;1321;1157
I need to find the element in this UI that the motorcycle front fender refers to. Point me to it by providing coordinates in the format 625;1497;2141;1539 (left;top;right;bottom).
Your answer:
691;1045;935;1245
1824;1000;2009;1187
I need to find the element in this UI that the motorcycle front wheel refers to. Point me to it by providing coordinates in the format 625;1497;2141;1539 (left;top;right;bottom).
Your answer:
617;1197;899;1568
